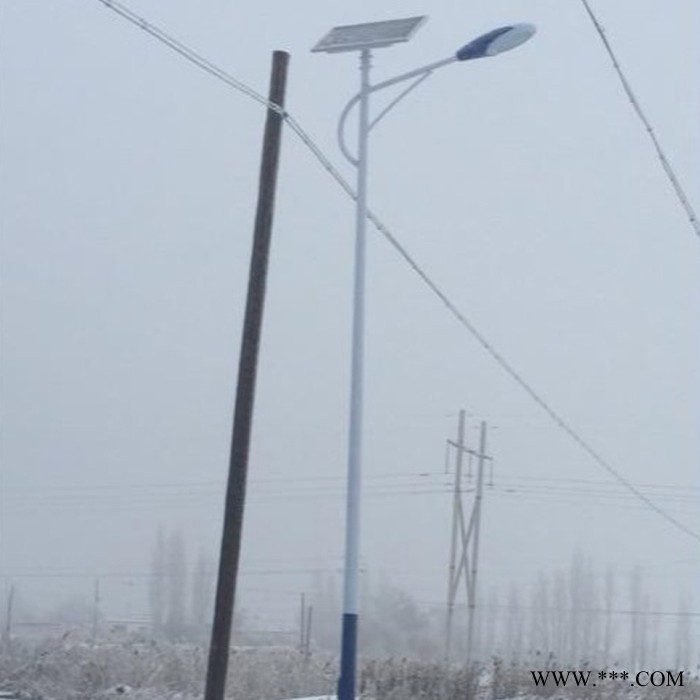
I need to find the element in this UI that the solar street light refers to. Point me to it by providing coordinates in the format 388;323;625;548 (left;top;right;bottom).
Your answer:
312;17;535;700
312;16;427;54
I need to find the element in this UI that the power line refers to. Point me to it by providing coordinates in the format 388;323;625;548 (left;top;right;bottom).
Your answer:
579;0;700;239
489;490;700;517
426;600;700;619
92;0;700;542
496;471;700;493
492;480;700;502
7;478;700;519
2;464;697;512
0;566;345;580
94;0;276;112
2;474;695;502
1;470;444;491
3;470;699;494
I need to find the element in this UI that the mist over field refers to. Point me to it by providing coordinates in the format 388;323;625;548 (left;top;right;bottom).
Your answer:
1;0;699;697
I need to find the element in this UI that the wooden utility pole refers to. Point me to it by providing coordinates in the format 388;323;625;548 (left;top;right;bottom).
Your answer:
3;584;15;645
300;599;313;695
204;50;289;700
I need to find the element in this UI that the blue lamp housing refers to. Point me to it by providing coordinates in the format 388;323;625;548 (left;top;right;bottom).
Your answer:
456;23;536;61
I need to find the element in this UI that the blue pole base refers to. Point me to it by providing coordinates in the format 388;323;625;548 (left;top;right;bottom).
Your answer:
337;612;358;700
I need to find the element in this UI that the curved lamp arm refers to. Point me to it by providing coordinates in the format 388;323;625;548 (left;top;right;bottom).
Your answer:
337;55;456;165
336;22;536;166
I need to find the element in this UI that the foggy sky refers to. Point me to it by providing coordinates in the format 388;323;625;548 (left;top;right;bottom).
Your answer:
1;0;699;634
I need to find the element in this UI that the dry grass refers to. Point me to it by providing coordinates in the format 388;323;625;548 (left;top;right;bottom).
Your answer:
1;640;698;700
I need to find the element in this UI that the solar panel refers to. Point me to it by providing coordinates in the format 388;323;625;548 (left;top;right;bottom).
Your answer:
312;16;427;54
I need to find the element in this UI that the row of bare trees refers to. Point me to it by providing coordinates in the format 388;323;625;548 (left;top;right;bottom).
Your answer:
144;531;695;668
309;553;695;669
148;528;214;642
477;554;693;669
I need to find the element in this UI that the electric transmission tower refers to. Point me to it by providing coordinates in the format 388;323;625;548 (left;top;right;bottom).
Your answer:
444;410;491;665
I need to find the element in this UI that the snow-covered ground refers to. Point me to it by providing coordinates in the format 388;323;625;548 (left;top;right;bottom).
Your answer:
2;640;699;699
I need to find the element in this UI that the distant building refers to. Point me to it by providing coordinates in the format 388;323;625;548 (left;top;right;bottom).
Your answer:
12;621;79;641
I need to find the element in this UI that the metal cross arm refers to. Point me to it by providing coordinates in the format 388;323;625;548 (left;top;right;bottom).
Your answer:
447;438;495;459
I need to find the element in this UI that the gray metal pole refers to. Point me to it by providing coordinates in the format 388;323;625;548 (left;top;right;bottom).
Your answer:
204;50;289;700
91;579;100;647
338;47;371;700
465;421;487;666
305;604;313;655
3;584;14;645
445;409;466;663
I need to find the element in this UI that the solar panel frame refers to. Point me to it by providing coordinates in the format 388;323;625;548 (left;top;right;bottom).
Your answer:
312;16;427;54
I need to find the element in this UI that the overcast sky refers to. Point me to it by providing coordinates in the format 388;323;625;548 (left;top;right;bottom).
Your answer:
1;0;699;639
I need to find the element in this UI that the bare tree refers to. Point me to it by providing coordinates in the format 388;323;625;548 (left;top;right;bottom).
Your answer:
552;571;568;662
3;584;15;646
149;528;167;638
310;573;340;651
567;551;597;663
602;565;616;665
628;566;643;669
578;554;599;665
504;585;522;663
638;590;650;669
675;591;691;670
190;549;214;642
480;587;499;660
530;575;550;658
648;595;660;666
165;530;187;641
